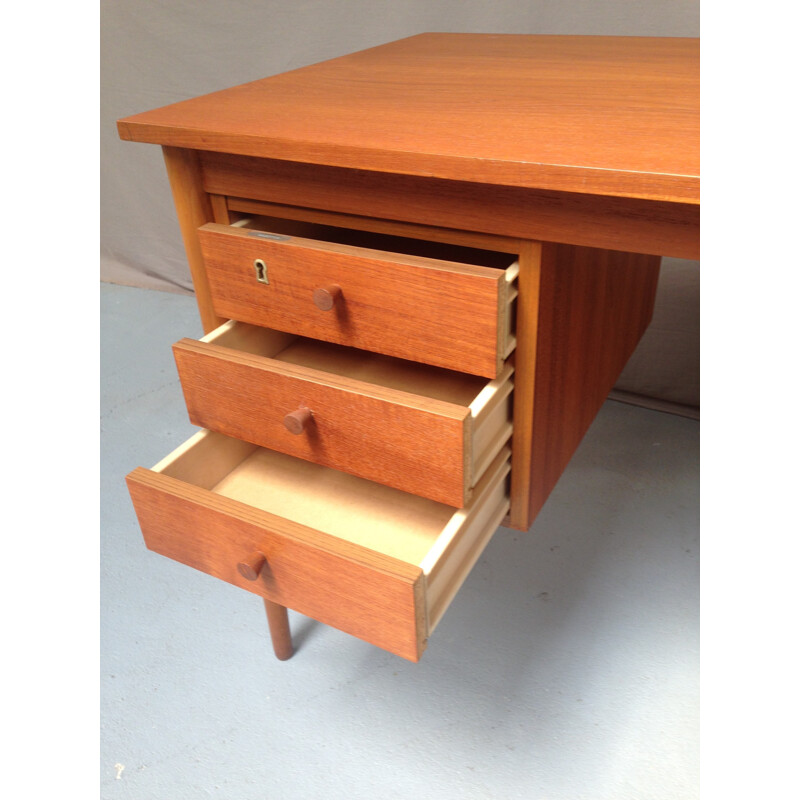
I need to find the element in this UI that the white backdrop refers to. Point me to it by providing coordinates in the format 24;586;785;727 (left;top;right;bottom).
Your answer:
101;0;699;412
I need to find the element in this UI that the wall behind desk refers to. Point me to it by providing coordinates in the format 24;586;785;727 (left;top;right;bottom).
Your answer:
101;0;700;414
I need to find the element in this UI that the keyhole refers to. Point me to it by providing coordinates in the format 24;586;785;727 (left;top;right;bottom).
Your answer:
254;259;269;284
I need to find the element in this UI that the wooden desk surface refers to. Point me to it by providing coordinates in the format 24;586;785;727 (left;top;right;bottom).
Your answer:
117;33;699;205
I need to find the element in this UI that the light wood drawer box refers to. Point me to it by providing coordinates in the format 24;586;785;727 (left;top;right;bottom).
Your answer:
126;431;511;662
173;320;513;507
197;219;518;378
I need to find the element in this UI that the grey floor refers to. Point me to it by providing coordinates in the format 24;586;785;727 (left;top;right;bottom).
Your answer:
101;283;699;799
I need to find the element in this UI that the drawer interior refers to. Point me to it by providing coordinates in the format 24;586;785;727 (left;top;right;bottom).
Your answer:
233;213;516;271
204;320;498;406
163;438;452;562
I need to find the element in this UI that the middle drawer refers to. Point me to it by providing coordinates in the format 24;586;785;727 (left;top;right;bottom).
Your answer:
173;320;514;507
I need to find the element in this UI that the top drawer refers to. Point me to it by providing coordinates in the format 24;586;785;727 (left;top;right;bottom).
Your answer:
197;220;518;378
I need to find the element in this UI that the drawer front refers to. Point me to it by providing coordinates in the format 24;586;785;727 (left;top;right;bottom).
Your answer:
126;432;512;661
172;324;513;506
197;222;513;378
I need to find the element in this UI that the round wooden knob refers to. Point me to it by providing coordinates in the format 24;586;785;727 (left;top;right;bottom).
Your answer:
312;284;342;311
237;551;267;581
283;406;313;434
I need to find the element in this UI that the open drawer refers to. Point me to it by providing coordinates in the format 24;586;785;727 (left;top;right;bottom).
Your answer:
197;218;518;378
126;431;511;661
173;320;513;507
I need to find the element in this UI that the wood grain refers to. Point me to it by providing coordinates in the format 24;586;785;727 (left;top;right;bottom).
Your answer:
508;241;543;530
117;34;699;661
201;154;698;260
126;466;428;661
423;454;511;632
197;222;511;377
161;147;225;333
263;599;293;660
172;336;476;506
127;436;512;661
226;197;523;254
510;245;661;530
209;193;231;224
118;34;698;204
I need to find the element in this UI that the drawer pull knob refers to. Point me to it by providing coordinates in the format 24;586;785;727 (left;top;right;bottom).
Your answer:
283;405;313;434
312;284;342;311
237;551;267;581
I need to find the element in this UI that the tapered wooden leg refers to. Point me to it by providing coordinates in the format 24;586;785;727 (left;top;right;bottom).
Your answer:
263;599;294;660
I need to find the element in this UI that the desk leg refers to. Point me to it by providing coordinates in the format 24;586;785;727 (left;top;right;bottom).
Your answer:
161;146;225;334
263;599;294;660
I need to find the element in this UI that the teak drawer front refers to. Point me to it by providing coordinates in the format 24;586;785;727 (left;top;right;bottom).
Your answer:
173;321;513;507
126;431;511;662
197;222;517;378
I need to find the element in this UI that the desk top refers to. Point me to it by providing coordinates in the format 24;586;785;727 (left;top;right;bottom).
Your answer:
118;33;699;205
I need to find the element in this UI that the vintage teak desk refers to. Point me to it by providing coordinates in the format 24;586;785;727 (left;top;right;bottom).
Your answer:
118;34;699;663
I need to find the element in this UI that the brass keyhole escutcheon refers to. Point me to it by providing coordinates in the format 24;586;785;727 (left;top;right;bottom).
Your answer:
254;259;269;284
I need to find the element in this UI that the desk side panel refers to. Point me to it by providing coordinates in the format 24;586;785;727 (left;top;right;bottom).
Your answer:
509;245;661;530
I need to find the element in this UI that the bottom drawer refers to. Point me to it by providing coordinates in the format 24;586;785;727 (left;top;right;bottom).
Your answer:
127;431;510;661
